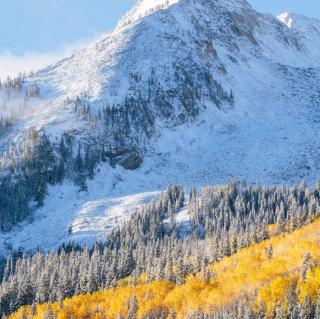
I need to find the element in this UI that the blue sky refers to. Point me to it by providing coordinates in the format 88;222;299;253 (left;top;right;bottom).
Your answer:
0;0;318;77
0;0;318;55
0;0;135;55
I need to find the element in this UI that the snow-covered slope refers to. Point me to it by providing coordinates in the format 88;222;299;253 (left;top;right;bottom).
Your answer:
33;0;320;102
1;0;320;253
277;12;320;60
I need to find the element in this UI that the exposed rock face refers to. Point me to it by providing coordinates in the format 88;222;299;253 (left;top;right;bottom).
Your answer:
118;153;143;170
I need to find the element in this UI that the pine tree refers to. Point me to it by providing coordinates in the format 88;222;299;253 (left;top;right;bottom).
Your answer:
42;304;56;319
16;275;34;308
287;281;298;317
125;296;138;319
265;243;273;259
315;292;320;319
31;301;37;316
301;253;312;281
19;309;28;319
257;302;266;319
168;201;176;230
300;295;313;319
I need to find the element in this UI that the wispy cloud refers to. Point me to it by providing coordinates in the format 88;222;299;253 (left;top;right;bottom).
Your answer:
0;39;91;80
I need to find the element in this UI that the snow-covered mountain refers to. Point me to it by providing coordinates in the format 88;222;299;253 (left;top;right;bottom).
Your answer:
0;0;320;253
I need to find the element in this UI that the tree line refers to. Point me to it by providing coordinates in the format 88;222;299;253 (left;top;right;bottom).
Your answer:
1;180;320;315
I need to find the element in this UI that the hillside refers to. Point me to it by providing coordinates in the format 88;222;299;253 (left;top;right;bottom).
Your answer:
0;0;320;255
2;0;320;317
9;217;320;318
1;180;320;316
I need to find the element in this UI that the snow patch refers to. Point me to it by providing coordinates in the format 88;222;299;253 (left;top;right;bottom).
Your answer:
0;174;159;253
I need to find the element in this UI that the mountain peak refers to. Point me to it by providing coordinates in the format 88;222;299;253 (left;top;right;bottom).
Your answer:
277;12;295;28
277;12;320;56
277;12;320;30
118;0;179;27
1;0;320;257
118;0;252;29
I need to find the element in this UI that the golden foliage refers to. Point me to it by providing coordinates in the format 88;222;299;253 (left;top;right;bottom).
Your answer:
10;219;320;319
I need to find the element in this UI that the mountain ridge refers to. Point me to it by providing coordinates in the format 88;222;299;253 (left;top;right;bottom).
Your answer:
33;0;320;102
0;0;320;252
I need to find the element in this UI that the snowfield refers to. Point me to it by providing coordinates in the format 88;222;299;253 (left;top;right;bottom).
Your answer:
0;0;320;254
0;173;159;253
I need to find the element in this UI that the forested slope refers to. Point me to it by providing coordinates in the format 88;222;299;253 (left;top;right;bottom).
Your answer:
9;217;320;318
1;180;320;317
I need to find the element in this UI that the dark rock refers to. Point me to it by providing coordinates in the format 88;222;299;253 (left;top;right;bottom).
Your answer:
118;153;143;170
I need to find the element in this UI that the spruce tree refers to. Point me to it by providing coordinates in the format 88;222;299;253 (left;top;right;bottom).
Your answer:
315;292;320;319
125;296;138;319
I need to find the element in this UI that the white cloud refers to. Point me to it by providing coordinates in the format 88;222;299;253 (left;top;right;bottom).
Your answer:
0;40;91;81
